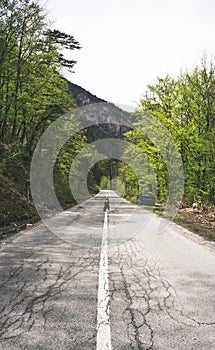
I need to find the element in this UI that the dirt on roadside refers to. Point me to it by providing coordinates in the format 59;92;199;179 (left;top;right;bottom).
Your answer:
175;206;215;242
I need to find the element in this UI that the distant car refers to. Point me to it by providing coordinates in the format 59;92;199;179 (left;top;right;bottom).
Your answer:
136;193;156;206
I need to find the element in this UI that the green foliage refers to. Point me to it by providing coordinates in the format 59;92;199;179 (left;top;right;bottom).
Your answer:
0;0;80;150
119;163;139;201
100;175;109;189
120;129;168;202
0;0;86;224
121;56;215;205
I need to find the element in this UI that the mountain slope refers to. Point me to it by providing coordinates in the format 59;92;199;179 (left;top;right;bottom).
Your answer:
0;81;132;233
67;80;133;141
67;81;106;106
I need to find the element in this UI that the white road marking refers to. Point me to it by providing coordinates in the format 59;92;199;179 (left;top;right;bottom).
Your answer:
96;209;112;350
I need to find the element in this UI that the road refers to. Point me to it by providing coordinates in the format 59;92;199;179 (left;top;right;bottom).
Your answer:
0;190;215;349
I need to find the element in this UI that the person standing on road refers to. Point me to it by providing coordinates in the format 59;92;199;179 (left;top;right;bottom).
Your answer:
104;197;110;211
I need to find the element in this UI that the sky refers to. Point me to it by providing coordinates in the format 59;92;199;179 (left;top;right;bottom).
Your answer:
45;0;215;108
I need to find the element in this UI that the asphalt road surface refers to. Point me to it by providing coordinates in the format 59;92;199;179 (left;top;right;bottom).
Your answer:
0;190;215;349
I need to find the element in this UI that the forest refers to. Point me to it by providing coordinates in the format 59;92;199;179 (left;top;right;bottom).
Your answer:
0;0;86;226
120;57;215;206
0;0;215;232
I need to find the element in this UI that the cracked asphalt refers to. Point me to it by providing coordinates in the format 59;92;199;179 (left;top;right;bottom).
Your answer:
0;190;215;349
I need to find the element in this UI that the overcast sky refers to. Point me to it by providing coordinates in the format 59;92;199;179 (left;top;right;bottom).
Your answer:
46;0;215;107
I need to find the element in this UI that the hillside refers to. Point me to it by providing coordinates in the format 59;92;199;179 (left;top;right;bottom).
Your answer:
67;81;106;106
67;80;132;141
0;81;132;237
0;0;133;238
0;143;39;237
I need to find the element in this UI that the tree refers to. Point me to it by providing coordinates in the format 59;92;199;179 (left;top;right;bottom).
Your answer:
0;0;81;148
0;0;87;212
120;57;215;205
